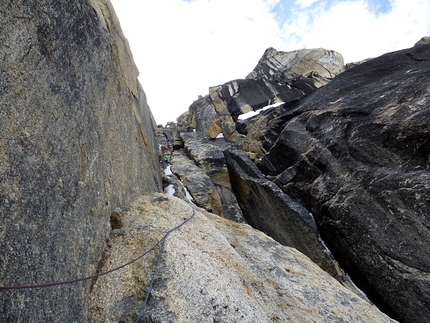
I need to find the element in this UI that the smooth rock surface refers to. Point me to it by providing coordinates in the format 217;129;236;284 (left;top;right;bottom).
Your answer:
0;1;161;321
88;193;397;323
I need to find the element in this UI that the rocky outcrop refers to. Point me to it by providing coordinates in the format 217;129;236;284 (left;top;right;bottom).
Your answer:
169;132;245;223
162;48;349;279
415;36;430;46
165;41;430;323
0;1;161;322
178;47;345;141
258;43;430;323
88;193;396;323
170;150;222;212
246;47;344;81
234;99;306;159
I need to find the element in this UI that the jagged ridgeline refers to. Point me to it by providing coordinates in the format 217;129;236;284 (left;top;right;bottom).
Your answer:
1;1;429;323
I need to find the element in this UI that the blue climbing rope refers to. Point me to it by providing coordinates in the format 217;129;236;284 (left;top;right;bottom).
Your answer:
135;210;196;323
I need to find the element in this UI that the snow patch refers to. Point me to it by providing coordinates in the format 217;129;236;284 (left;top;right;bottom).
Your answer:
238;102;284;120
184;186;194;203
164;165;173;176
164;184;175;197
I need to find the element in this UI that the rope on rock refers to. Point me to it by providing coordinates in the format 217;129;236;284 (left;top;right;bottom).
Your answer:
135;210;195;323
0;211;196;291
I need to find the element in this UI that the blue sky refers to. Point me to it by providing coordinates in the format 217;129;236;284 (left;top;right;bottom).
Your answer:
110;0;430;125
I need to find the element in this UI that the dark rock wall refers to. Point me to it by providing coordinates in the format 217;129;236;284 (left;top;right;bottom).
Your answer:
259;44;430;323
0;1;162;321
224;149;340;279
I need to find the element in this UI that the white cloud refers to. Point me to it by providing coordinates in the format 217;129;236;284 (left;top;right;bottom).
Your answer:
280;0;430;62
111;0;284;124
295;0;319;9
110;0;430;125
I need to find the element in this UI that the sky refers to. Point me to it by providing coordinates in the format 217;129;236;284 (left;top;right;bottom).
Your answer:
109;0;430;125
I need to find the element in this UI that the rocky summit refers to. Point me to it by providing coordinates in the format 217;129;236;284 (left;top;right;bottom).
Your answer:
0;1;428;323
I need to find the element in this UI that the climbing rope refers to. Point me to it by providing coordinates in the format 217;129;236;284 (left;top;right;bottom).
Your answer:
0;211;196;291
135;209;195;322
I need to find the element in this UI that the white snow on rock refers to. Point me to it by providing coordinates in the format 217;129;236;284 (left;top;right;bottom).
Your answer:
238;102;284;120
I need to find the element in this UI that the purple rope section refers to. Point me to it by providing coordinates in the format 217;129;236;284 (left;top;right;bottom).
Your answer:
0;211;195;291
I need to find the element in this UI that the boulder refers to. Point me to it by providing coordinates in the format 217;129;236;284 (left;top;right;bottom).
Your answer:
155;125;177;148
258;43;430;323
88;193;397;323
155;126;169;147
0;1;161;321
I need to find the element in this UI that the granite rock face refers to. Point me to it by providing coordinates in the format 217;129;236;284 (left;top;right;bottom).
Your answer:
258;43;430;323
88;193;396;323
0;1;161;321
